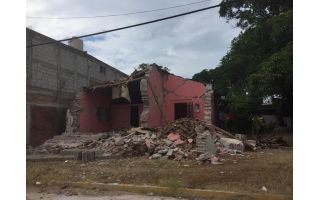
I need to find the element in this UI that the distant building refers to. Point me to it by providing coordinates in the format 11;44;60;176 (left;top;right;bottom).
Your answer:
26;28;127;146
68;65;215;132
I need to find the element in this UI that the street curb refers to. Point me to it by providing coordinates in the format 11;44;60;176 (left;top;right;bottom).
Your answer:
51;181;292;200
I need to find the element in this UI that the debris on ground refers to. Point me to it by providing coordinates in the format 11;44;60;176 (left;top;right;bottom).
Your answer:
245;140;257;151
217;138;244;154
262;186;268;192
257;136;290;149
27;118;291;164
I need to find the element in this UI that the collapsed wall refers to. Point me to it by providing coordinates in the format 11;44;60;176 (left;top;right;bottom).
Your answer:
65;92;82;134
64;66;215;133
204;85;214;125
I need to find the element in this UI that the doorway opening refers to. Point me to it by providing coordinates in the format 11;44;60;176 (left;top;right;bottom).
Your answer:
130;106;139;127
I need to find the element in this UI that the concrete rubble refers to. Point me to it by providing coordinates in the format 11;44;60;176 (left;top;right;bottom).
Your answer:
257;136;289;149
27;118;288;164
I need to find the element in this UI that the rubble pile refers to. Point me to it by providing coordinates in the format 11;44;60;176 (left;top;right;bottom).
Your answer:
162;118;210;141
97;128;158;157
257;136;289;149
28;118;290;164
91;118;245;161
28;133;106;154
94;126;197;160
28;119;214;161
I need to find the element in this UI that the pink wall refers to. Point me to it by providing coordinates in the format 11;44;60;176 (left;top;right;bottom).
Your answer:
79;91;112;132
80;91;144;132
79;67;206;132
146;68;165;127
111;104;143;129
164;74;205;122
146;67;206;128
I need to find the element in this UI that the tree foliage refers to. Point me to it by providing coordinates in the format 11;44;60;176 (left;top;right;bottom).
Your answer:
219;0;293;29
192;0;292;132
135;63;170;72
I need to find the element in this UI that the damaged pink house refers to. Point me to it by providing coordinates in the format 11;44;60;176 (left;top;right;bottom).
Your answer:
69;65;215;133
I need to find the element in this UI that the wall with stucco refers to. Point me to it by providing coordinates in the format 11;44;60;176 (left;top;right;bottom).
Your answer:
111;104;143;129
146;67;206;128
79;91;143;132
79;91;112;132
78;67;209;132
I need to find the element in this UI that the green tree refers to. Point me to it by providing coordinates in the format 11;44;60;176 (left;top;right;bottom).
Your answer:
135;63;170;72
192;0;292;132
247;42;293;117
219;0;293;29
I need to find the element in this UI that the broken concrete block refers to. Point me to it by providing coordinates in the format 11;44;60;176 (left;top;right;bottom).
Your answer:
174;138;184;145
127;127;150;135
124;138;131;143
246;140;256;146
168;133;180;141
196;152;211;161
245;139;257;151
219;138;244;153
158;148;169;155
235;134;247;142
166;149;174;157
114;137;124;145
150;153;162;159
162;139;173;146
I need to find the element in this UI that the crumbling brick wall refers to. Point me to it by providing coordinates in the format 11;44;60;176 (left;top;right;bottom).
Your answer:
68;92;82;133
204;85;214;125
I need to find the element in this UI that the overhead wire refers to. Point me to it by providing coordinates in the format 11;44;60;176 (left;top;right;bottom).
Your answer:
27;3;223;48
27;0;213;19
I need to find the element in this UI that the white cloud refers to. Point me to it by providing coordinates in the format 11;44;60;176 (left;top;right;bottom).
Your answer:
27;0;240;78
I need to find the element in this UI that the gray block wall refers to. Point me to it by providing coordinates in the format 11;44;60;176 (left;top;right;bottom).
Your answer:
26;28;127;146
26;28;127;105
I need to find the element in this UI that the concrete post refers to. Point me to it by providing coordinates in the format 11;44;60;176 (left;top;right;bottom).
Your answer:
204;85;214;125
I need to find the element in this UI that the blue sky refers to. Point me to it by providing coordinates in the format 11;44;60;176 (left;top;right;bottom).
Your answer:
27;0;240;78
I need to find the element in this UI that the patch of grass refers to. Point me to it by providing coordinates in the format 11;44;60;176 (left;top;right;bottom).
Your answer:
27;149;292;195
160;178;184;196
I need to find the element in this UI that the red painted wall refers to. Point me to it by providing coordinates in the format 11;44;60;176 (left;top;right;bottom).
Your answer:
79;67;206;132
80;91;144;132
146;68;165;127
164;74;205;122
111;104;143;129
146;67;206;128
79;91;112;132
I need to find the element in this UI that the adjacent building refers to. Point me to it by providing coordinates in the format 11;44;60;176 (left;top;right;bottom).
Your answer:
26;28;127;146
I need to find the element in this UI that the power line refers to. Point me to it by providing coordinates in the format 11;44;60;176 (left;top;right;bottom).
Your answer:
27;3;222;48
27;0;213;20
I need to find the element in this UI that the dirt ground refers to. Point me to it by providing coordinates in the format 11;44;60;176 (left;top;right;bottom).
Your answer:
27;149;292;197
27;187;187;200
